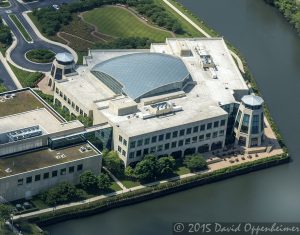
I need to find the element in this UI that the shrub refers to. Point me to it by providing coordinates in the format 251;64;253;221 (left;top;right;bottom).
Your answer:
183;154;208;172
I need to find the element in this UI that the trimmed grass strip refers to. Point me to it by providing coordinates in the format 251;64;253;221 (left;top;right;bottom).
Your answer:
9;14;33;42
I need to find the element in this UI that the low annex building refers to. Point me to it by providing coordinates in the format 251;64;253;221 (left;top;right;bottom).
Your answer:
51;38;264;167
0;88;102;201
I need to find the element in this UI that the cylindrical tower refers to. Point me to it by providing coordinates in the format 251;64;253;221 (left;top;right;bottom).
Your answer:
234;95;264;148
48;52;76;89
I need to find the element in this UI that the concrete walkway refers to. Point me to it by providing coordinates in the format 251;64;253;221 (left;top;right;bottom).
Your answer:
12;169;210;221
162;0;245;73
102;166;127;190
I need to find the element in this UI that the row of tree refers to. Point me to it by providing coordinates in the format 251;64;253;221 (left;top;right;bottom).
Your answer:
94;37;153;49
40;172;112;206
103;150;208;183
32;0;183;36
264;0;300;35
0;17;12;46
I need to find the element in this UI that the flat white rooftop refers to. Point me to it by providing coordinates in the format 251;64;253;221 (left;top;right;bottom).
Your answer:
151;38;248;104
0;108;84;135
101;96;228;137
57;73;116;110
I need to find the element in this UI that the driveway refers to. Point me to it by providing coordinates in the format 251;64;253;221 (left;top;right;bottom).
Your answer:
0;0;77;72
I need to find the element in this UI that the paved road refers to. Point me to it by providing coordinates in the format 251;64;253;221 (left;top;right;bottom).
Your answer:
0;0;76;72
0;60;17;90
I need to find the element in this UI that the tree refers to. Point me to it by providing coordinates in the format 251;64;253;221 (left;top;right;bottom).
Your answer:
98;173;112;191
41;182;84;206
184;154;208;172
125;166;136;179
134;155;158;182
158;156;176;176
0;204;11;227
103;151;125;176
80;171;99;192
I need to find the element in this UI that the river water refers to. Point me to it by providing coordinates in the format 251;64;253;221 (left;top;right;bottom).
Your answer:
46;0;300;234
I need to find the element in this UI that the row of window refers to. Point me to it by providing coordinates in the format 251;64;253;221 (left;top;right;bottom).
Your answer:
55;88;88;117
119;120;226;149
128;126;226;149
235;111;264;134
17;164;83;186
127;130;225;159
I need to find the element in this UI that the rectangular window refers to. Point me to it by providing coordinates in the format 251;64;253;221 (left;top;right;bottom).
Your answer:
193;126;199;133
206;133;211;140
199;135;204;141
137;139;143;146
52;170;58;177
179;129;185;136
44;172;49;179
122;150;126;156
60;168;66;175
69;166;75;173
207;123;212;130
166;133;171;139
151;136;157;143
150;146;156;153
185;138;191;145
178;140;184;146
165;143;170;150
172;131;178;138
214;121;219;128
158;134;164;141
26;176;32;184
119;135;123;142
123;139;127;146
118;146;122;153
186;128;192;135
136;150;142;157
219;130;225;136
220;119;226;126
144;138;150;145
17;179;23;186
251;115;260;134
213;131;218;138
35;174;41;181
171;141;177;148
129;152;135;159
143;148;149;155
130;141;136;148
192;136;197;143
68;98;71;104
77;164;83;171
200;124;205;131
241;114;250;133
157;145;163;152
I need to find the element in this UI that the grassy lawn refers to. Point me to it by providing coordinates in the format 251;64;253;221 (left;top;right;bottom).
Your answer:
0;43;9;55
120;178;141;188
0;1;10;8
0;83;7;93
9;14;33;42
8;62;44;87
26;49;55;63
82;6;173;42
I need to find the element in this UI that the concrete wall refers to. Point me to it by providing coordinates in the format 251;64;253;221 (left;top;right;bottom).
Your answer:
114;114;228;166
0;155;102;201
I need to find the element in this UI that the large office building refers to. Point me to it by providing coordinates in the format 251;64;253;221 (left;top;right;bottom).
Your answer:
52;38;263;167
0;88;102;201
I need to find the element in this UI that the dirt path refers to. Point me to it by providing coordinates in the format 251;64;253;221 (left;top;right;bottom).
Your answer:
78;13;116;42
